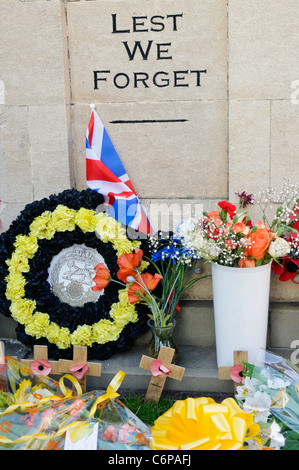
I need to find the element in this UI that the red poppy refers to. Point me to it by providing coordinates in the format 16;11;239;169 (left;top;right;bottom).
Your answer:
230;364;245;383
31;359;52;376
272;256;299;283
91;263;111;292
70;363;88;380
128;273;162;304
117;249;143;283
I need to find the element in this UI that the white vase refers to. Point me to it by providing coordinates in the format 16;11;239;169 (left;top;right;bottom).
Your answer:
211;262;272;368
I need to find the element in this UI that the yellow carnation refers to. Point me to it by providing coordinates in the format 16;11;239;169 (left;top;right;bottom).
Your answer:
75;208;98;233
95;212;121;242
112;238;141;257
92;320;121;344
51;205;76;232
71;324;93;347
25;312;50;339
110;302;138;328
6;251;30;274
9;298;36;324
55;326;71;350
14;234;38;258
29;211;55;240
118;287;132;307
46;322;61;344
5;272;26;300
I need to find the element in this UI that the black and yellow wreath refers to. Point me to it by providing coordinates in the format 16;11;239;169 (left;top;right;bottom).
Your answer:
0;189;150;359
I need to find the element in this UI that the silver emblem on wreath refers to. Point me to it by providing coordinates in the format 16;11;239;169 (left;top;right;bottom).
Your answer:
47;244;107;307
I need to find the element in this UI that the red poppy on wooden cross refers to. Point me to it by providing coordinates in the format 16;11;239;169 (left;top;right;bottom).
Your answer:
139;346;185;403
58;346;102;393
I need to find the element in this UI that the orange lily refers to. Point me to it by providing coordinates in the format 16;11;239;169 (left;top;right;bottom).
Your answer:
128;273;162;304
91;263;111;292
117;249;143;283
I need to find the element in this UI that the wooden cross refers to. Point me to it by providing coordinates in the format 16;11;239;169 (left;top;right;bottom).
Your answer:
218;350;248;393
58;346;102;393
139;346;185;403
21;345;60;374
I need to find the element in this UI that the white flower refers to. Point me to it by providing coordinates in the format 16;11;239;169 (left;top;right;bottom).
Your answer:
235;377;258;401
269;421;285;450
268;237;291;258
243;390;272;423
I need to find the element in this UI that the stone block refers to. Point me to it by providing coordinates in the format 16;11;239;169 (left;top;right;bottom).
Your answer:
71;101;228;199
28;105;72;200
0;106;33;203
0;0;68;106
270;100;299;189
270;302;299;348
229;0;299;100
67;0;228;103
228;100;271;204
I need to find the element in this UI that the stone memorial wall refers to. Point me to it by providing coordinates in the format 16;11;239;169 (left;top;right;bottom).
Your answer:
1;0;299;310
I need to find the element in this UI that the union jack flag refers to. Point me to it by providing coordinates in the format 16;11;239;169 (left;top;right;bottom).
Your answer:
86;107;153;235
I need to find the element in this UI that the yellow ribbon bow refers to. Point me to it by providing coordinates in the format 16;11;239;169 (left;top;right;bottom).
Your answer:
150;396;261;450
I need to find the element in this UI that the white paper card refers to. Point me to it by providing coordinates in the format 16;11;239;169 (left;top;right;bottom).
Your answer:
64;422;99;450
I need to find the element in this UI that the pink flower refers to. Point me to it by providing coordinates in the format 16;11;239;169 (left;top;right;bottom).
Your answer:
230;364;245;383
104;425;117;442
68;399;86;417
118;423;137;443
31;359;52;376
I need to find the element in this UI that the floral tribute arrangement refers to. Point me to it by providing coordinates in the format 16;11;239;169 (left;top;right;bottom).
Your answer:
91;230;207;331
253;182;299;283
230;349;299;450
146;232;207;326
0;355;150;450
175;196;291;268
0;189;153;360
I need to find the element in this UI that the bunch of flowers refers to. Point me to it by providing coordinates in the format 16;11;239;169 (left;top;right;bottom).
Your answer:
253;182;299;283
230;350;299;450
0;357;150;450
147;232;207;326
175;199;291;268
92;233;207;328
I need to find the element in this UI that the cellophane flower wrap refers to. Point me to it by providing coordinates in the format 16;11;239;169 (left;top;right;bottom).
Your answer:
235;350;299;450
0;356;150;450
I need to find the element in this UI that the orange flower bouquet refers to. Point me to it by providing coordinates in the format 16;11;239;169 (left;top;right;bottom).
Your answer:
176;199;291;268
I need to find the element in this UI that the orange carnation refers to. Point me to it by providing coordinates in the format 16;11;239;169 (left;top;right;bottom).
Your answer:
247;228;271;260
233;222;251;236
